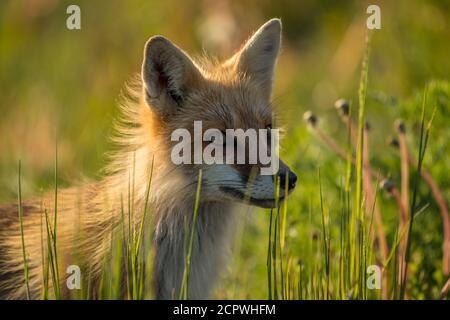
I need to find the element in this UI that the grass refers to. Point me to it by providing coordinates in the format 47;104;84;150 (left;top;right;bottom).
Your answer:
17;160;30;299
258;33;447;301
13;69;447;301
399;87;433;299
269;34;377;300
37;143;62;299
179;169;203;300
4;2;450;300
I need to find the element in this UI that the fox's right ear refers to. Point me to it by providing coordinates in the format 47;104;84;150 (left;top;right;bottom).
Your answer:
141;36;202;115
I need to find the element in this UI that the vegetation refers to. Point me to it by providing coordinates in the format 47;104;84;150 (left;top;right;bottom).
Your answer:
1;0;449;299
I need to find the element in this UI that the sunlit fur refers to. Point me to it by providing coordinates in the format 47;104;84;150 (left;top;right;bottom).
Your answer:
0;18;295;299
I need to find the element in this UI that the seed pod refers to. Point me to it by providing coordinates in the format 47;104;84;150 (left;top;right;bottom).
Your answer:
312;231;320;241
303;111;317;127
334;99;349;117
388;137;399;148
395;119;406;134
381;179;394;193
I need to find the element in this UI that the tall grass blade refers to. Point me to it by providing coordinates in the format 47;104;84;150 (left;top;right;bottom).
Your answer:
179;169;203;299
399;86;432;298
17;160;30;299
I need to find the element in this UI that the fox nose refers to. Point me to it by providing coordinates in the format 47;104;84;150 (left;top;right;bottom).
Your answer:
278;170;297;191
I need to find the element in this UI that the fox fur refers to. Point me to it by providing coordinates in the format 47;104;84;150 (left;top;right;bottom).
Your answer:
0;18;296;299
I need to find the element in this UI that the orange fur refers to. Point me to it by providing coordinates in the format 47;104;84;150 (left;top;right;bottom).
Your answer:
0;19;297;299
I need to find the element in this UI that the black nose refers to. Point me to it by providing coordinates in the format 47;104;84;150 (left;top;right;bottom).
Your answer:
278;171;297;190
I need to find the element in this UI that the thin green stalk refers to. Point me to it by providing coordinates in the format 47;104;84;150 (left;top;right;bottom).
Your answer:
272;206;279;299
267;209;274;300
39;201;49;300
318;169;330;299
120;196;131;299
272;177;281;299
132;157;155;299
43;207;59;299
52;142;61;298
179;169;203;299
399;87;432;299
17;160;30;299
135;157;154;257
351;33;371;292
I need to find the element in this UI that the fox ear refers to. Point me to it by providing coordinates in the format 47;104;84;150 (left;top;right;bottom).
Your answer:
234;19;282;100
142;36;202;114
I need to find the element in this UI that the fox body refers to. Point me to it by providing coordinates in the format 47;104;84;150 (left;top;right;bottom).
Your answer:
0;19;296;299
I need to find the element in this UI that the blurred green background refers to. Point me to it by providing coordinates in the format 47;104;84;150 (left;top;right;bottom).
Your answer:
0;0;449;299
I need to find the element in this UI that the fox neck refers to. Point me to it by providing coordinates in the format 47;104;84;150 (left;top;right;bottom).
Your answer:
152;199;236;299
102;137;238;299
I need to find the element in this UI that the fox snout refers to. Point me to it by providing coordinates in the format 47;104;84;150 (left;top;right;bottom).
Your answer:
276;164;298;192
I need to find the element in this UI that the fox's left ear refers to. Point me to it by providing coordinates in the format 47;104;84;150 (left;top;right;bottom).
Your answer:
233;19;282;100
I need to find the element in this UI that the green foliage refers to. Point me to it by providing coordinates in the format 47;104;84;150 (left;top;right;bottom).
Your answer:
1;0;449;299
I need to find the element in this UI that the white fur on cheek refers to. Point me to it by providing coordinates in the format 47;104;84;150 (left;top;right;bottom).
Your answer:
201;164;281;201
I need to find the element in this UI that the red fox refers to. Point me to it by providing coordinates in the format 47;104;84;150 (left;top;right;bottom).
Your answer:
0;18;296;299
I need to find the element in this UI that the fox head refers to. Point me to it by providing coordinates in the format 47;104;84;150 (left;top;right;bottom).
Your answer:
140;19;297;208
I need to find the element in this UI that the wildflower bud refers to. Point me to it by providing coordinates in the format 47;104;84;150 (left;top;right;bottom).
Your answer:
297;258;303;267
303;111;317;127
381;179;394;193
388;137;399;148
395;119;406;134
312;231;320;241
334;99;349;117
364;121;371;132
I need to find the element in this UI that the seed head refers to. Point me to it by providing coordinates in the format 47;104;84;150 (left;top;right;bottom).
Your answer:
388;137;399;148
395;119;406;134
312;231;320;241
381;179;394;193
303;111;317;127
334;99;349;117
